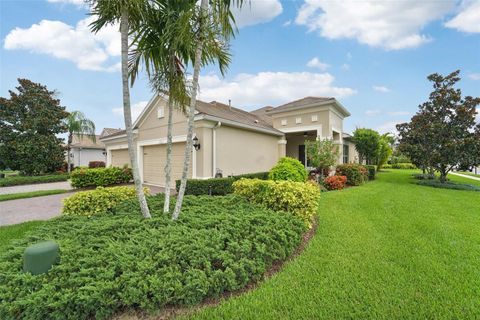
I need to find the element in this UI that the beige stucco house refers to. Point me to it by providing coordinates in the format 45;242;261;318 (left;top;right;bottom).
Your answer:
100;96;358;187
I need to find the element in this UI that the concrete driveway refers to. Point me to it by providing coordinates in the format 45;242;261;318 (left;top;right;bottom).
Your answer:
0;192;73;226
0;181;72;195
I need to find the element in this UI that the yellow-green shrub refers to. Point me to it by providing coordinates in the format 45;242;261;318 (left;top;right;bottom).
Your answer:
62;186;149;216
233;178;320;228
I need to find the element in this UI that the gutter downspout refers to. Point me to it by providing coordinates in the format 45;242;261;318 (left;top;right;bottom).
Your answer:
212;121;222;177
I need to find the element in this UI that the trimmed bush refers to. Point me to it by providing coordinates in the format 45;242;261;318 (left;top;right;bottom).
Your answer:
324;175;347;190
0;173;69;187
233;178;320;228
384;163;416;169
88;161;106;168
413;173;436;180
335;164;368;186
70;167;132;188
417;180;480;191
62;186;147;216
365;165;376;180
269;157;307;182
0;195;305;320
175;172;269;196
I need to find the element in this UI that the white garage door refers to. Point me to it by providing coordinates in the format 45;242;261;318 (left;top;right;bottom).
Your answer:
111;149;130;167
142;143;191;186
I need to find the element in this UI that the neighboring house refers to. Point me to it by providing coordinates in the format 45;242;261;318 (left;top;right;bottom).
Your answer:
100;96;358;187
68;128;122;167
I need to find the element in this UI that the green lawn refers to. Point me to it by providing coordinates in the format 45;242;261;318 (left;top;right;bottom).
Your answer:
448;173;480;187
183;170;480;319
0;189;69;202
0;221;45;252
457;171;480;178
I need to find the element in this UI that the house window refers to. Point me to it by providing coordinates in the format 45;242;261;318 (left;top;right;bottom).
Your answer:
311;115;318;122
157;106;165;119
281;119;287;126
296;117;302;124
343;144;349;164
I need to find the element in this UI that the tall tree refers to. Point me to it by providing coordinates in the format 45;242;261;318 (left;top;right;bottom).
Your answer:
89;0;151;218
376;133;393;170
352;128;380;164
173;0;240;219
65;111;96;173
397;70;480;182
0;79;67;175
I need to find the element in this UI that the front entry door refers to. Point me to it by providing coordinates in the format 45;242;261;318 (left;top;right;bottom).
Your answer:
299;145;306;166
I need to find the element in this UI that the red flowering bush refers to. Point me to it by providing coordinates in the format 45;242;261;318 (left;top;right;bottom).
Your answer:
324;175;347;190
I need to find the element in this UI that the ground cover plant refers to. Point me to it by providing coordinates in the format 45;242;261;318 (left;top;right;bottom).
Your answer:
0;173;69;187
182;169;480;319
417;179;480;191
0;195;305;320
0;189;69;202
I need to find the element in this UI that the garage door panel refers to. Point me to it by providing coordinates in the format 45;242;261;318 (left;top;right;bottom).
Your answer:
111;149;130;167
143;143;192;186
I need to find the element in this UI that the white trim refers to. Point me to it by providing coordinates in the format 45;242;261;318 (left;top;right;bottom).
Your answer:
279;124;323;138
138;144;144;182
267;99;351;117
106;144;128;167
101;133;127;142
194;114;283;136
278;139;287;145
212;122;221;177
192;144;197;179
133;95;163;129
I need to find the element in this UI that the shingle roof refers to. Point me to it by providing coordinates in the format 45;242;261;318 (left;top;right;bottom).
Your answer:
71;135;104;149
268;96;335;113
100;128;123;138
196;100;282;134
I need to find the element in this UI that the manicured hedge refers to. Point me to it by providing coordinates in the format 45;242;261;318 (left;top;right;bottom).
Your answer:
233;178;320;228
63;186;148;216
269;157;307;182
383;163;416;169
0;195;305;320
365;165;376;180
70;167;132;188
0;173;69;187
88;161;106;168
175;171;269;196
335;164;368;186
323;175;347;191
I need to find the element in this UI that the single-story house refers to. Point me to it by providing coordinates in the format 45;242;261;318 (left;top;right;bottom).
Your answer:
100;96;358;187
67;128;122;167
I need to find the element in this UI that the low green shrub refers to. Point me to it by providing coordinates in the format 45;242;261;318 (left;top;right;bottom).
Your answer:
0;173;69;187
233;178;320;228
387;163;416;169
0;195;305;320
335;164;368;186
382;164;392;169
62;186;147;216
175;172;269;196
70;167;132;188
413;173;436;180
268;157;307;182
417;180;480;191
365;165;376;180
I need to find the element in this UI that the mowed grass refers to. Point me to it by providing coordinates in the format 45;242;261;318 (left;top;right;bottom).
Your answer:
183;169;480;319
0;221;45;252
0;189;69;202
448;173;480;187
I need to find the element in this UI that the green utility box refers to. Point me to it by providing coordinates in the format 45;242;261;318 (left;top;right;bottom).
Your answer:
23;241;59;275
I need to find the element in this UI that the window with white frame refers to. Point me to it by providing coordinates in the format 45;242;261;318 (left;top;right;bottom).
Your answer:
296;117;302;124
281;119;287;126
311;114;318;122
157;106;165;118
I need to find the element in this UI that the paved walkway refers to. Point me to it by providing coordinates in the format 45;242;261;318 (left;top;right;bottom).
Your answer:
0;192;74;226
0;181;72;195
450;172;480;181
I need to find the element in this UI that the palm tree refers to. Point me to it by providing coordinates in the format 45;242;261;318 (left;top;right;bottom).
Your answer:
89;0;151;219
129;0;232;214
65;111;96;173
173;0;240;219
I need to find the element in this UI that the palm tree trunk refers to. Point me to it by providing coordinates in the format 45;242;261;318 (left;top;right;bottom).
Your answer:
163;95;174;213
173;0;208;220
121;11;151;219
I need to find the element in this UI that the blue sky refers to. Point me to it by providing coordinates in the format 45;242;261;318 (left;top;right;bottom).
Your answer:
1;0;479;135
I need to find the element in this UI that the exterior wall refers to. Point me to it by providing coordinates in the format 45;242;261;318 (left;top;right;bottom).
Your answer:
136;97;188;141
194;122;214;178
71;148;106;167
285;135;315;161
272;109;330;138
216;125;280;176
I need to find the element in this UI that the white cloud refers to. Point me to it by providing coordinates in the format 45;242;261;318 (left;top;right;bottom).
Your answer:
377;121;402;134
468;73;480;80
47;0;86;6
197;71;356;109
295;0;454;50
306;57;329;70
232;0;283;28
283;20;292;27
4;16;120;72
365;109;382;116
445;1;480;33
373;85;390;93
112;101;149;122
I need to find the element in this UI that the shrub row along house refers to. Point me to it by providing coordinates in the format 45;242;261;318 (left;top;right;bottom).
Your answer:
100;96;358;188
